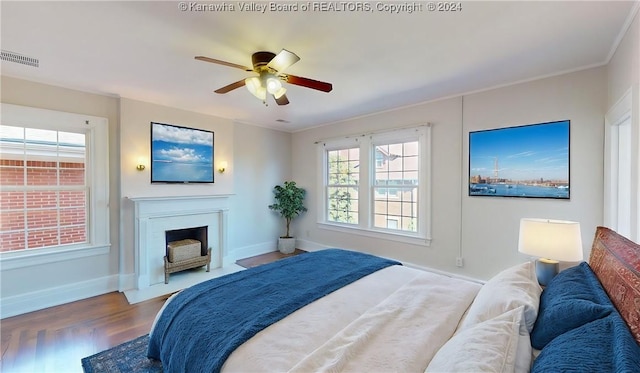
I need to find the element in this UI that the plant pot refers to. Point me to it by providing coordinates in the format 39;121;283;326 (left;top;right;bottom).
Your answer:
277;237;296;254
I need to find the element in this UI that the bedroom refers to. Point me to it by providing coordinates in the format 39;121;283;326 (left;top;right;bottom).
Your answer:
1;1;639;371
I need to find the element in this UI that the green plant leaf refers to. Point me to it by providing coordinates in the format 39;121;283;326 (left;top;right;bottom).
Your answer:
268;181;307;237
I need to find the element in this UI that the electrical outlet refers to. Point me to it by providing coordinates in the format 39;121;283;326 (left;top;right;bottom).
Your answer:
456;257;464;267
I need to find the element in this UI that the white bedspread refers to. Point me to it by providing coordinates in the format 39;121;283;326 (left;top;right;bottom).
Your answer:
221;265;481;372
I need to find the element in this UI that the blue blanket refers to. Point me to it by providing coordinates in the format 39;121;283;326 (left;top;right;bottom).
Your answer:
147;249;400;372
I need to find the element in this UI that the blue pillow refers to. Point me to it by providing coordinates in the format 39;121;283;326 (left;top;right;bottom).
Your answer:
609;313;640;372
532;312;640;372
530;262;613;349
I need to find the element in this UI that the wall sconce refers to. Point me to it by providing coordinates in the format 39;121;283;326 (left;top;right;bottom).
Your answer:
136;157;146;171
218;161;228;174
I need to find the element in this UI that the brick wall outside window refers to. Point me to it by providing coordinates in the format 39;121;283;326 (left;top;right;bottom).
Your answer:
0;159;87;252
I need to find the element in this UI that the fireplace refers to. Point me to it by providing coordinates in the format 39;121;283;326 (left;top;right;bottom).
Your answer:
129;195;229;289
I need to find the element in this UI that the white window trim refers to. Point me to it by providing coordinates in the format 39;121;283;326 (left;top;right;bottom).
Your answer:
317;125;432;245
604;86;636;240
0;103;110;268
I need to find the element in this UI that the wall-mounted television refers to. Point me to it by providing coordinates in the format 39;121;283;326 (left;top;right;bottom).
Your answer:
469;120;570;199
151;122;214;183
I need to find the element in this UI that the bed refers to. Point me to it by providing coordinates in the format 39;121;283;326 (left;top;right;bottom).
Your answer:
147;226;640;372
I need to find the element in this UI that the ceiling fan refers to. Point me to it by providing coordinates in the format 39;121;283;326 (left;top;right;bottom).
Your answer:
195;49;332;105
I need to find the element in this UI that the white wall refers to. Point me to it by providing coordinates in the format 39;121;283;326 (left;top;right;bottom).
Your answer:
119;98;234;286
0;78;291;316
228;122;292;259
292;67;607;280
608;11;639;109
2;14;634;310
292;97;464;272
119;98;235;198
461;68;606;279
0;76;121;315
606;11;639;242
118;98;291;288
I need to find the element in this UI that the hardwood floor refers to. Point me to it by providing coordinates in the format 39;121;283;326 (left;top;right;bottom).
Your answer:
235;249;307;268
1;250;306;372
1;291;169;373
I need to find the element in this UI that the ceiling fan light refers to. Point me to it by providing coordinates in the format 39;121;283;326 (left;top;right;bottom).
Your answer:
257;87;267;100
245;77;266;100
266;77;283;94
272;86;287;99
245;76;260;94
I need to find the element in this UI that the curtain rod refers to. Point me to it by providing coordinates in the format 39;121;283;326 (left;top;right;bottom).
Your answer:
313;122;431;144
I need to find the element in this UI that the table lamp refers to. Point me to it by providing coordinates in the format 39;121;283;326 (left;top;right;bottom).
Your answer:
518;218;584;286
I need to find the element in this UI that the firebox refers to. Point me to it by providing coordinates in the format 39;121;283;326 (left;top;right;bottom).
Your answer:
165;226;208;257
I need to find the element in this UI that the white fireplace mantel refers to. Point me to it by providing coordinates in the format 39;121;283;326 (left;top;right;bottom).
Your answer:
129;195;231;289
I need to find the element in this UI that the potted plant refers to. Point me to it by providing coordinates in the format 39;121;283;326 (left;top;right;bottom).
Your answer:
268;181;307;254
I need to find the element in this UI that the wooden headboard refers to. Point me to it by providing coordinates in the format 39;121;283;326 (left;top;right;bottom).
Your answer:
588;226;640;344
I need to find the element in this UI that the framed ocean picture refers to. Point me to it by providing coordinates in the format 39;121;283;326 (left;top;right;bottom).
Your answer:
150;122;214;183
469;120;570;199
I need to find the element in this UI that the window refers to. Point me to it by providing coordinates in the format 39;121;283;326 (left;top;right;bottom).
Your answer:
373;141;419;233
326;147;360;224
0;126;87;250
318;125;431;245
0;104;109;265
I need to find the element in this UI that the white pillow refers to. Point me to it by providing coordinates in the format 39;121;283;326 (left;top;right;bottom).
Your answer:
426;306;532;373
459;261;541;333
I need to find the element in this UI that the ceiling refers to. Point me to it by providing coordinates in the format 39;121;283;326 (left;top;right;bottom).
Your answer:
1;1;637;132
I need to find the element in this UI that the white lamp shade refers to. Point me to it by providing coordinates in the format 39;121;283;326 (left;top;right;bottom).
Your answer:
518;218;584;262
245;77;266;100
265;76;282;94
265;76;287;98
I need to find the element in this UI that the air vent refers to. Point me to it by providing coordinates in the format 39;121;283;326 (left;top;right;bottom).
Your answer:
1;50;39;67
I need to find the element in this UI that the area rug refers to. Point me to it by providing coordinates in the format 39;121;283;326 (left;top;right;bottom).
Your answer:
81;334;162;373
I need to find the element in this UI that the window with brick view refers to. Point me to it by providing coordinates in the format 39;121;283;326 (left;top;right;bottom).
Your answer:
0;126;87;252
373;141;419;233
318;125;432;245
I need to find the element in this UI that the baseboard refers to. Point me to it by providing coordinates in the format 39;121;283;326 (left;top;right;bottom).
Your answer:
295;239;484;284
1;274;120;319
0;242;483;319
118;273;136;292
231;239;327;259
294;238;327;252
115;242;278;294
402;262;485;284
229;241;278;264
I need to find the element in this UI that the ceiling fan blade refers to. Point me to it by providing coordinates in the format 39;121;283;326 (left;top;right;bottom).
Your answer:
195;56;253;72
283;74;333;92
274;93;290;105
214;79;246;94
267;49;300;72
